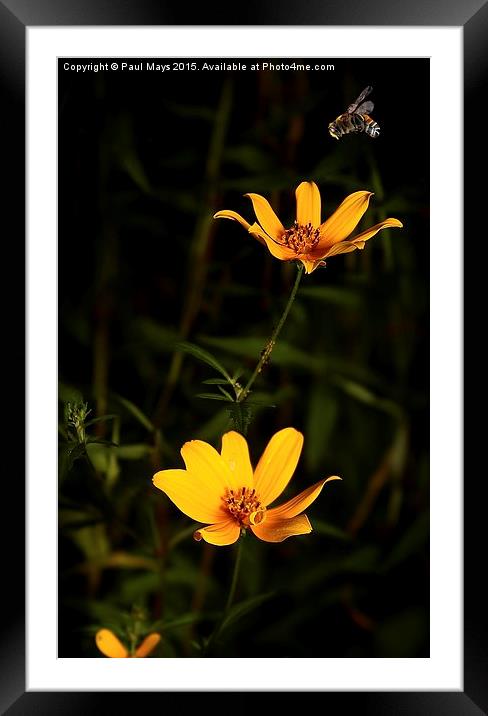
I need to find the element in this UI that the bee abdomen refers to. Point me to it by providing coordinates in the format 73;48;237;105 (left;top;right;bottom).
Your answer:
329;113;380;140
362;114;380;138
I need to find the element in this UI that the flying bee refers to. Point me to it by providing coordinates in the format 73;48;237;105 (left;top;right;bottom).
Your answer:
328;85;380;140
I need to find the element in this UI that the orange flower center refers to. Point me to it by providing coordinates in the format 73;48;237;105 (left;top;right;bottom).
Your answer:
225;487;266;527
281;221;321;254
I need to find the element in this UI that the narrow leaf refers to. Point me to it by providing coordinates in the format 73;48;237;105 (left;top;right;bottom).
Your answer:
217;386;234;401
113;393;155;432
84;414;118;427
202;378;232;386
195;393;232;402
220;592;275;634
116;444;153;460
149;612;219;632
311;519;351;541
177;341;232;381
86;438;119;447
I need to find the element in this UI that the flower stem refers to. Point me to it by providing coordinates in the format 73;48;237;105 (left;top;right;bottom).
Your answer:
202;535;244;656
224;534;244;613
237;263;304;403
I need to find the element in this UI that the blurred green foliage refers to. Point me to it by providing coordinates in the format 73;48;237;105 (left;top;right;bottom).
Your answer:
59;58;429;658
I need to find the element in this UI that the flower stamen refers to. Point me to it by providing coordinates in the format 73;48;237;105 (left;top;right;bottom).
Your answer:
224;487;266;527
281;221;321;254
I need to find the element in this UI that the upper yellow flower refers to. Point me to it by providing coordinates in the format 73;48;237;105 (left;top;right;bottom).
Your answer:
96;629;161;658
214;181;403;274
152;428;340;546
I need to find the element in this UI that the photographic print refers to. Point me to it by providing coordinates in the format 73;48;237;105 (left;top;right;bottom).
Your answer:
58;56;429;659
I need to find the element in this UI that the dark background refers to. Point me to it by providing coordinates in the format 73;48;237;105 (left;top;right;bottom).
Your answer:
58;57;429;658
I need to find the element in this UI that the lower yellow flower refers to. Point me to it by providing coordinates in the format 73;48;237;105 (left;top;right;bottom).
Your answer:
214;181;403;274
152;428;341;545
95;629;161;658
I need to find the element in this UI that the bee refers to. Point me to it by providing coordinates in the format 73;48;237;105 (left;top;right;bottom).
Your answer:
328;85;380;140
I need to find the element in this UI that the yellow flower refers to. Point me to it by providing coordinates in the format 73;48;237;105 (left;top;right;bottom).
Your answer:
214;181;403;274
95;629;161;658
152;428;341;546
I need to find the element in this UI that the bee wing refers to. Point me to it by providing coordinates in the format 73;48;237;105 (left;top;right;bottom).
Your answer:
347;85;373;113
355;100;374;114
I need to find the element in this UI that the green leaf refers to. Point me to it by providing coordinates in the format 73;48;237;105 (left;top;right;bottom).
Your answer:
136;318;178;353
121;154;151;193
86;551;158;571
300;285;362;308
168;524;199;550
86;438;119;448
200;336;324;373
113;393;155;433
305;383;337;472
58;382;84;404
219;592;275;635
245;399;276;408
381;196;419;214
71;524;110;562
59;442;86;481
115;444;154;460
106;416;120;489
224;145;272;173
341;545;379;573
311;519;351;541
202;378;232;385
247;386;295;408
226;402;254;434
381;513;429;572
149;612;218;632
118;573;161;601
59;508;103;531
111;114;151;193
163;100;215;122
375;608;428;657
65;599;128;627
217;386;234;401
84;414;118;427
85;443;109;473
195;409;232;442
195;392;233;402
332;376;403;418
295;546;380;591
177;341;232;382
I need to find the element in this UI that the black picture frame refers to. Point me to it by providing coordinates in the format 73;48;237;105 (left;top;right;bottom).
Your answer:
2;0;478;712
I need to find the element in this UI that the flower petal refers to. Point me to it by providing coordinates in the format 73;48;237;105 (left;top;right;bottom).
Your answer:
253;428;304;507
300;258;319;274
134;633;161;658
349;217;403;246
221;431;254;491
96;629;128;658
181;439;234;495
213;209;251;231
268;476;342;520
318;191;373;247
246;220;296;260
321;241;362;258
245;193;285;241
296;181;321;228
153;468;227;524
262;231;298;261
246;222;277;249
194;520;241;546
259;230;298;262
251;514;312;542
317;218;403;260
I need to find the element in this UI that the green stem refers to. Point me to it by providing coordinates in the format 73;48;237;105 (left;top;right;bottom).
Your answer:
237;263;304;403
224;535;244;613
203;536;244;656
